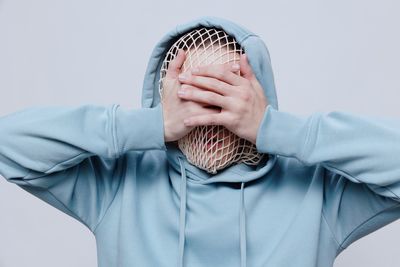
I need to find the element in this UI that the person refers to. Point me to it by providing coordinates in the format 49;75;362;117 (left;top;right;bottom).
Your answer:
1;16;400;267
160;26;266;175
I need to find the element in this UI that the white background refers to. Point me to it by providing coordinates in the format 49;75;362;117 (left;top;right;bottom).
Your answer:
1;0;399;266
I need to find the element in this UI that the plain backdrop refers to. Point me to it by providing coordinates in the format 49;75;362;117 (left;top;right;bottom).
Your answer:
1;0;399;266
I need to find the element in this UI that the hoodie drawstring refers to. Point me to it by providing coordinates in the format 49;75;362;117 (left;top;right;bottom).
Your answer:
178;157;187;267
239;182;247;267
177;158;247;267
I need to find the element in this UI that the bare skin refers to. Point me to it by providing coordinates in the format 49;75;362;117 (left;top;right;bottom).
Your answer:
161;48;242;168
177;53;269;145
161;49;222;143
162;48;269;147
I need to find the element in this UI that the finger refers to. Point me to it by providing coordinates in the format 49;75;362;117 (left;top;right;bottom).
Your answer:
183;104;222;126
184;113;227;127
188;98;219;109
178;74;232;96
166;49;186;79
178;84;230;109
197;105;222;115
239;54;256;80
190;63;244;86
239;53;266;97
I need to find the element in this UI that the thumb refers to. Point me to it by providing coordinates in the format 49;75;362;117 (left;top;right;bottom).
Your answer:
239;53;256;80
166;49;186;79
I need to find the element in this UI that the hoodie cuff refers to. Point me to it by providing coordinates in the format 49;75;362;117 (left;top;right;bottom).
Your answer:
255;105;314;159
114;103;167;157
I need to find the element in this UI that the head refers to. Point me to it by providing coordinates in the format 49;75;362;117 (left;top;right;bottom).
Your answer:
159;27;264;174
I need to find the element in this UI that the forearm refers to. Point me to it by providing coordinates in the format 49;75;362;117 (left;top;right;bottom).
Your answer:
0;103;166;180
256;105;400;199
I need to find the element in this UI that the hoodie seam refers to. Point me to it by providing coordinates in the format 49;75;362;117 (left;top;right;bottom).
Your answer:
300;113;321;161
338;202;400;250
237;33;258;44
321;207;343;251
26;151;90;176
322;165;400;252
183;167;248;184
18;157;124;235
25;104;119;176
92;161;124;235
323;164;400;200
111;104;120;158
20;179;95;233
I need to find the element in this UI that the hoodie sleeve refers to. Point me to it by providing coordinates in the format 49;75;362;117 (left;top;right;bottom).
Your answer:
256;104;400;251
0;102;166;232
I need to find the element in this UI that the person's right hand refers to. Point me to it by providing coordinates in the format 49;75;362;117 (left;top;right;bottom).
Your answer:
161;49;221;143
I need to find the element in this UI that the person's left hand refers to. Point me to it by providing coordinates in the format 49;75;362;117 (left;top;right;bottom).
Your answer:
177;53;269;145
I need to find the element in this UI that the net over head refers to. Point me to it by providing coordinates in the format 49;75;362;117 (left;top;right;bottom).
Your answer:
159;27;264;174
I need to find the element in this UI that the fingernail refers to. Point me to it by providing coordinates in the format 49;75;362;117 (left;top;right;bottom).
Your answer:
232;64;240;71
178;74;187;81
178;86;186;95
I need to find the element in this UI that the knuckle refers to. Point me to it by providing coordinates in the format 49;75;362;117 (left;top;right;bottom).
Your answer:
244;79;252;87
215;70;224;79
244;93;251;102
223;69;231;77
240;91;251;102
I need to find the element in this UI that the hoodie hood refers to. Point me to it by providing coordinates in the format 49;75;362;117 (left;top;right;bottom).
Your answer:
141;16;279;180
141;16;279;267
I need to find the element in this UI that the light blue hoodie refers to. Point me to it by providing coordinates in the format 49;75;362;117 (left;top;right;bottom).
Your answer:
1;16;400;267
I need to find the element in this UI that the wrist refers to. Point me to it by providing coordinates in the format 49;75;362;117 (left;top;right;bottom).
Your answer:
163;119;174;143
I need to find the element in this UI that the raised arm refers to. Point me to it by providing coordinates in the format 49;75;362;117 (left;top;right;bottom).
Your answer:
0;103;166;232
256;105;400;251
256;105;400;200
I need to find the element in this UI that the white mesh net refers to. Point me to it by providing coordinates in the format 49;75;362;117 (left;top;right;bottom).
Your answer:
159;27;265;174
